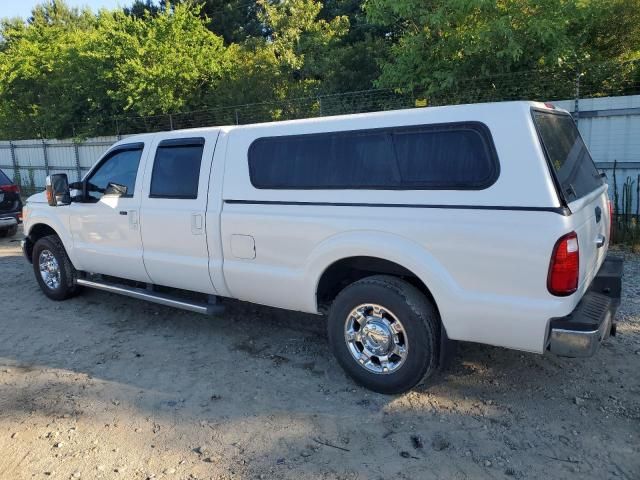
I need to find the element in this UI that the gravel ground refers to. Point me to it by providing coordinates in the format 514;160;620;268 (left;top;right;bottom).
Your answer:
0;228;639;480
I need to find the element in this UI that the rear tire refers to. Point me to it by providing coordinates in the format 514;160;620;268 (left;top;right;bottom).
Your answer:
32;235;80;301
327;275;440;394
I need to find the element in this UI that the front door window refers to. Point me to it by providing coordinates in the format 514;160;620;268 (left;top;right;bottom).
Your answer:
86;147;143;201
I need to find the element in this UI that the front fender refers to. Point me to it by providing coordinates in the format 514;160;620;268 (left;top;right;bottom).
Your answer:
24;212;78;268
303;230;462;325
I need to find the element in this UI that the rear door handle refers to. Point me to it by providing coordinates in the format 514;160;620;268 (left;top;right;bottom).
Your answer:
595;234;605;248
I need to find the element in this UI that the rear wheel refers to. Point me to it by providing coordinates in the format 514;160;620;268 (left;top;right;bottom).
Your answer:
327;275;440;394
32;235;79;301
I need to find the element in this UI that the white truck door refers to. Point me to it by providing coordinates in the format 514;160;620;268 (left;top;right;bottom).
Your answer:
139;133;219;294
69;142;152;283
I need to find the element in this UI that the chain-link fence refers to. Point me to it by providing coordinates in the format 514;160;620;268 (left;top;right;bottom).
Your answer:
70;87;420;138
62;61;640;138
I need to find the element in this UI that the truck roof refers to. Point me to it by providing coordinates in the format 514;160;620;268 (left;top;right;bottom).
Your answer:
115;100;562;144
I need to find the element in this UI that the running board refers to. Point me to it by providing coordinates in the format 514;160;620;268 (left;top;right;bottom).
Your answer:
76;278;224;315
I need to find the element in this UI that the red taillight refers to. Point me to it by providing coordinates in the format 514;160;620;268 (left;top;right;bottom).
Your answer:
548;231;579;296
0;184;20;194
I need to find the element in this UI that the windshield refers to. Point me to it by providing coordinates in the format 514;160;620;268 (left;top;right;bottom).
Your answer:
532;110;603;203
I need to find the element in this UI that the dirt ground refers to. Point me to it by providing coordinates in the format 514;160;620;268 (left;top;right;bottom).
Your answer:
0;228;638;480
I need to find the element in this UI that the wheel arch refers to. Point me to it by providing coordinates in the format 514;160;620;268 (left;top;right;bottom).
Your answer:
307;230;458;325
24;219;76;266
316;256;440;316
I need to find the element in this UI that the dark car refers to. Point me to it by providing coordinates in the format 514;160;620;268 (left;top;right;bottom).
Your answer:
0;168;22;237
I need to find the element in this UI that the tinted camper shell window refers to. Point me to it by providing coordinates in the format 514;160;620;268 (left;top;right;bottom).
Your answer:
248;122;499;190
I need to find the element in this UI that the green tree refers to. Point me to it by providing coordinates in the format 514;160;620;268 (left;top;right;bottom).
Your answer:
0;1;233;137
94;3;232;116
212;0;349;120
0;1;104;138
316;0;390;93
199;0;266;44
2;0;639;140
124;0;162;18
365;0;640;100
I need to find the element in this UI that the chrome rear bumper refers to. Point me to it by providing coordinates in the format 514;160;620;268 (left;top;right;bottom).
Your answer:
548;256;623;358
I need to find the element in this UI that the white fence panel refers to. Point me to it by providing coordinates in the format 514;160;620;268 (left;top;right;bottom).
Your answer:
0;136;119;192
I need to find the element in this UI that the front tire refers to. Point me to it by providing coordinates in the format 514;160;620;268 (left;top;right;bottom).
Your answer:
32;235;79;301
327;275;439;394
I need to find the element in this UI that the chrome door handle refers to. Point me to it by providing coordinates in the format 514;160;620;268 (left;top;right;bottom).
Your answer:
595;234;605;248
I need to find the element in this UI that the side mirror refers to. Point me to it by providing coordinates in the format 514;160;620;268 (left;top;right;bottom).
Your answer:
104;182;128;197
45;174;71;206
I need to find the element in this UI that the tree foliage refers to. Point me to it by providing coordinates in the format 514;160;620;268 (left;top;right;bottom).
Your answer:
94;4;231;115
364;0;640;98
0;2;101;137
0;0;638;139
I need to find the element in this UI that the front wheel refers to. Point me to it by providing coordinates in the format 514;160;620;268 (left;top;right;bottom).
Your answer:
327;275;440;394
32;235;79;301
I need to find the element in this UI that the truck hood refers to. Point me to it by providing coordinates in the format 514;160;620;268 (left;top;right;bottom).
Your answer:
27;191;47;204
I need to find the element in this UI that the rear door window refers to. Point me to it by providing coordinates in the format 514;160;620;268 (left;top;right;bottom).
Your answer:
150;138;205;199
532;110;603;202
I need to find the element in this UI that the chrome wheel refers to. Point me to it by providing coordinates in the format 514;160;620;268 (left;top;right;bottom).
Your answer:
344;304;408;374
39;249;61;290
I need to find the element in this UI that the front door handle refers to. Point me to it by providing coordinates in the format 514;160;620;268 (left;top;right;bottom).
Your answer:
595;234;605;248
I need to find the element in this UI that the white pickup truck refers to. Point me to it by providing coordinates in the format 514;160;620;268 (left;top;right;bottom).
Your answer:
22;101;623;393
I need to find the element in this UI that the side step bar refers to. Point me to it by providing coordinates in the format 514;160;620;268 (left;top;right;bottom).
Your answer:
76;278;224;315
